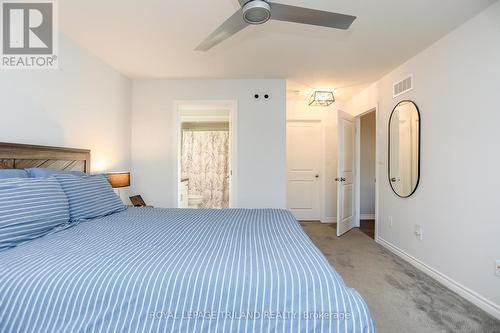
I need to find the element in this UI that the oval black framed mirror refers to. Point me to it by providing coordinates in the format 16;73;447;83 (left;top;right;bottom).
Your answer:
388;100;420;198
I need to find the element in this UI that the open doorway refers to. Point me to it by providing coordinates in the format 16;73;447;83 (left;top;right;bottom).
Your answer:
358;110;376;239
175;101;237;209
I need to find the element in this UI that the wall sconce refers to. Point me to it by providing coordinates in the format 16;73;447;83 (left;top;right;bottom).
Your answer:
309;90;335;106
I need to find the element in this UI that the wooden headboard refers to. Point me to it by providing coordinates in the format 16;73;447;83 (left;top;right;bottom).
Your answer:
0;143;91;174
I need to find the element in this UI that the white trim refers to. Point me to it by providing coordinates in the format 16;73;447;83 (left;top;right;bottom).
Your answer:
374;102;380;240
180;115;230;122
355;117;361;228
354;107;378;237
173;100;238;208
321;217;337;224
376;237;500;320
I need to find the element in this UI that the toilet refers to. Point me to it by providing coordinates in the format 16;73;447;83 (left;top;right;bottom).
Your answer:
188;195;203;209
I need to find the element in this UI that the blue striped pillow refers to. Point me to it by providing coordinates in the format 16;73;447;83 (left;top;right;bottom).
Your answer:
54;174;126;222
0;169;28;179
0;178;70;251
26;168;86;178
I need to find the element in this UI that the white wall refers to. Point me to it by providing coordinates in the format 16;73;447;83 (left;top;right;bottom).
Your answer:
347;1;500;318
360;112;376;216
287;95;344;222
130;79;286;209
0;35;132;174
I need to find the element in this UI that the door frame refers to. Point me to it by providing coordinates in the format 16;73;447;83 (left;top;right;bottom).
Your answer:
286;119;326;222
354;107;379;239
173;100;238;208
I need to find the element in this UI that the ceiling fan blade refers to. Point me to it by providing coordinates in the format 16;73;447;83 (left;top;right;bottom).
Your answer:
196;9;249;51
269;2;356;30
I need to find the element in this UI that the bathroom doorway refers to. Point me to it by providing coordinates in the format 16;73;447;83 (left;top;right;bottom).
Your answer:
174;101;237;209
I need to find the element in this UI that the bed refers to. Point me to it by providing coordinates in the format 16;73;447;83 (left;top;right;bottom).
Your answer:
0;143;375;333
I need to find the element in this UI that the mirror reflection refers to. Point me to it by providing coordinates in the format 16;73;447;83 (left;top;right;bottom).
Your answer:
389;101;420;197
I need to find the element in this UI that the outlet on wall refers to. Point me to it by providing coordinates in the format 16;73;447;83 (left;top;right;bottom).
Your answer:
496;260;500;277
414;224;423;241
388;216;393;228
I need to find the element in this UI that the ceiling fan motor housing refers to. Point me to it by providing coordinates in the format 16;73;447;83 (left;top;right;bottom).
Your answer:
243;0;271;25
195;0;356;51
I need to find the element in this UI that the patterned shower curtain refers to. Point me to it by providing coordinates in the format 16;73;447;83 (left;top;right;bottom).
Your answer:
181;130;230;208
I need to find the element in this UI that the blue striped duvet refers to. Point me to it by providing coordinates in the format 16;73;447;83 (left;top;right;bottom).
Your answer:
0;208;375;333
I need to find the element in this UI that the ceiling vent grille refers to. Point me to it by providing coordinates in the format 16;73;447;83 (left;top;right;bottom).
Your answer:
393;75;413;98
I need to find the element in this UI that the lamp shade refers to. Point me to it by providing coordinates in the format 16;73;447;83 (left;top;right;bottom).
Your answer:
107;172;130;188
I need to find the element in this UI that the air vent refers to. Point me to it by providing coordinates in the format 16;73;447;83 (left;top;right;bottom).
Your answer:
393;75;413;98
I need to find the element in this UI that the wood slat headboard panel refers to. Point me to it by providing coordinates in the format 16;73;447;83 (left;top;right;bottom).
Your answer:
0;143;91;174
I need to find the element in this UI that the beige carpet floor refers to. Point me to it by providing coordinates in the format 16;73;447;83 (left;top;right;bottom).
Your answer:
300;222;500;333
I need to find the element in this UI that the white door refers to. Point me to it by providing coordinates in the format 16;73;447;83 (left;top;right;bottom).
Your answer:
337;111;356;236
287;121;321;220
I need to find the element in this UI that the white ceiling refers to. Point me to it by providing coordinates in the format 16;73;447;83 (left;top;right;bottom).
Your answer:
60;0;496;101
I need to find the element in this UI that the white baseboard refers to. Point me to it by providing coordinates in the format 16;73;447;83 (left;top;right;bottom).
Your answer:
360;214;376;220
376;237;500;320
321;217;336;224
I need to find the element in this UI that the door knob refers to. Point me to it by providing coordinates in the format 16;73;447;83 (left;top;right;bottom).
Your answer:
340;177;346;182
315;174;320;178
391;177;397;182
335;177;340;182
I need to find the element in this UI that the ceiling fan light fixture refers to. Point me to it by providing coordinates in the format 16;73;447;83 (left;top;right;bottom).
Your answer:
243;0;271;25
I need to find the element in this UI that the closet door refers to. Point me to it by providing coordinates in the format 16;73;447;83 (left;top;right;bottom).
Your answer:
286;121;322;221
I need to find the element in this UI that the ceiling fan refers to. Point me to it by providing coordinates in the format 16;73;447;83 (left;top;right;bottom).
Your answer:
196;0;356;51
